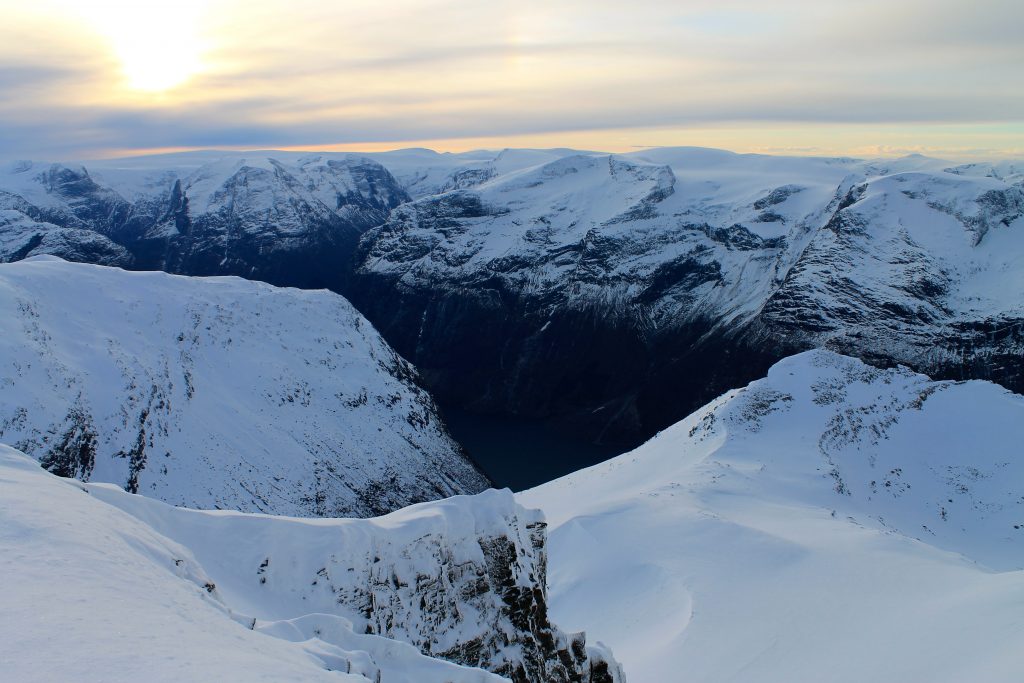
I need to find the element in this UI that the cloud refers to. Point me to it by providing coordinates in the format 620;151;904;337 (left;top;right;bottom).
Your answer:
0;0;1022;158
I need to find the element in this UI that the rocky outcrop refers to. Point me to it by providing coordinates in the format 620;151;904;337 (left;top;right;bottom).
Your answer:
3;442;625;681
81;472;625;682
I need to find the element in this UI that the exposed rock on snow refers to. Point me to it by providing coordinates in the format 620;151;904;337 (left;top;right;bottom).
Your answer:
0;257;489;516
0;154;410;292
0;443;622;683
0;209;132;266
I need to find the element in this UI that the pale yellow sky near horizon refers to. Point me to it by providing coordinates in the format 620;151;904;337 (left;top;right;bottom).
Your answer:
1;0;1022;160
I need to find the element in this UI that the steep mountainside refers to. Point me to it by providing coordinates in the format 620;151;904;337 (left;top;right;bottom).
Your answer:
0;257;488;516
520;350;1024;682
351;148;1024;443
0;209;132;266
2;148;1022;445
0;444;622;683
0;153;409;291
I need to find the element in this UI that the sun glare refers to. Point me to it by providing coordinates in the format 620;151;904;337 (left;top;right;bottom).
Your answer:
114;35;203;92
87;0;207;92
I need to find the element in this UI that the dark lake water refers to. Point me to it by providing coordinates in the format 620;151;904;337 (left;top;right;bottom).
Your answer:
439;406;628;492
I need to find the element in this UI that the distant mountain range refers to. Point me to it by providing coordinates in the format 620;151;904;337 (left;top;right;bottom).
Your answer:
2;147;1022;445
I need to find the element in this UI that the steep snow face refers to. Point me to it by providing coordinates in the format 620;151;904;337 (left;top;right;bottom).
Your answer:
0;209;132;266
352;148;1024;442
0;444;622;683
520;351;1024;682
756;170;1024;364
0;257;488;516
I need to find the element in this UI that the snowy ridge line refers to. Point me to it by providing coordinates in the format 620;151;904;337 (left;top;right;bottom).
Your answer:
0;443;623;683
521;350;1024;683
0;257;489;517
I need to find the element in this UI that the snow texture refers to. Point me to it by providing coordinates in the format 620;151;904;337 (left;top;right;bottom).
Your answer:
0;444;621;683
0;257;489;516
521;350;1024;682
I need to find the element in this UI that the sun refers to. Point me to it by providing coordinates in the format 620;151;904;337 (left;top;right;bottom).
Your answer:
113;36;203;92
88;0;207;92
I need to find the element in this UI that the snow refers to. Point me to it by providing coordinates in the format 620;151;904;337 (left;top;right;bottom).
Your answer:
6;147;1021;342
0;443;510;683
0;257;488;516
357;146;1024;340
0;209;132;265
520;351;1024;682
4;146;1022;681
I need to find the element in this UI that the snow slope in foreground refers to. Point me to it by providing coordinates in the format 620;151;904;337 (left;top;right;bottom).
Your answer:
0;444;621;683
0;257;488;516
520;350;1024;682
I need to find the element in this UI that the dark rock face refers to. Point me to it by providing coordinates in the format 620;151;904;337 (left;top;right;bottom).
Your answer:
0;156;409;292
350;269;784;445
302;492;626;682
349;152;1024;446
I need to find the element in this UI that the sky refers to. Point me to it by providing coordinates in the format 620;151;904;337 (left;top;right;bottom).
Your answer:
0;0;1022;160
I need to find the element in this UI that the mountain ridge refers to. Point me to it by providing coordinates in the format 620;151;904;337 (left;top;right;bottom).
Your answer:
2;147;1022;446
520;349;1024;682
0;256;489;516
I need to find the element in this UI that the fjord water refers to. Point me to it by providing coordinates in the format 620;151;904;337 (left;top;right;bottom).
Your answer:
440;405;627;491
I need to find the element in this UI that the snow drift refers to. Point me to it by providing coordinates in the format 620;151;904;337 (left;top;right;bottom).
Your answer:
521;350;1024;682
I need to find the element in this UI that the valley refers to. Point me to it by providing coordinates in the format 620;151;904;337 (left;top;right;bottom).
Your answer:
3;148;1021;452
1;146;1022;682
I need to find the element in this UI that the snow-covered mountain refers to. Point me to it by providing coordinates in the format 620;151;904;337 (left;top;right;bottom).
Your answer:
0;256;489;516
0;153;409;291
0;209;132;266
0;444;622;683
520;350;1024;682
2;148;1023;445
351;148;1024;442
